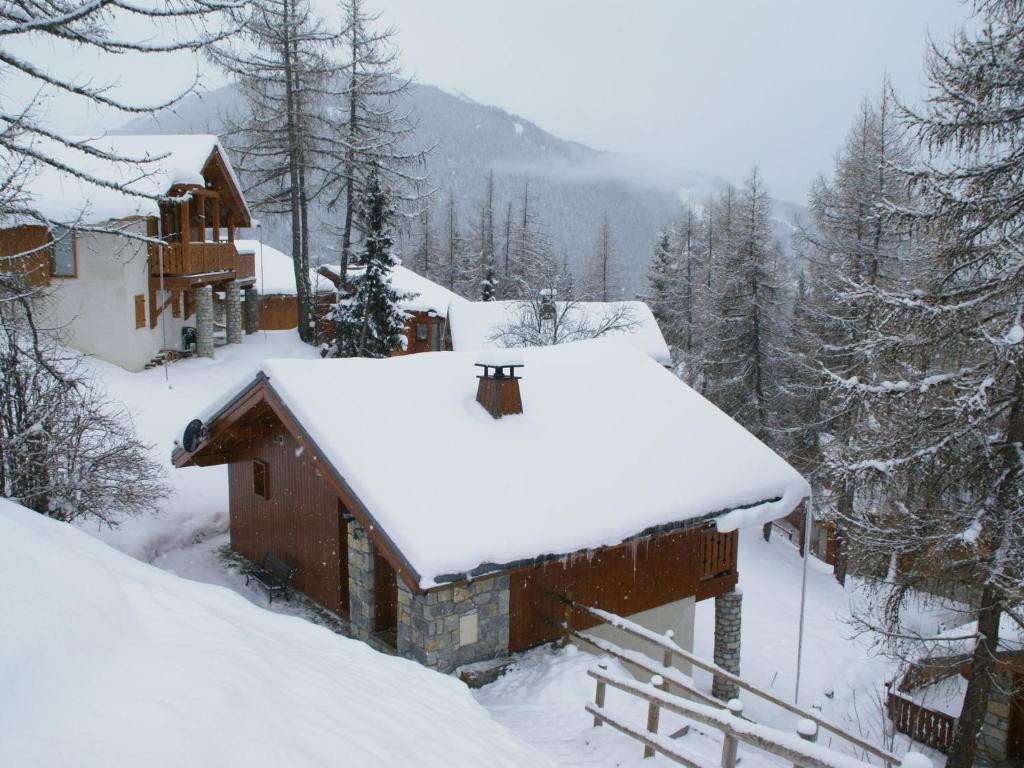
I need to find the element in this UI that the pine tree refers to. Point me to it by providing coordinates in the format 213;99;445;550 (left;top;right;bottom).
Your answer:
330;168;412;358
645;229;678;341
477;172;497;301
588;215;616;301
792;89;917;582
212;0;337;343
703;170;787;444
829;4;1024;765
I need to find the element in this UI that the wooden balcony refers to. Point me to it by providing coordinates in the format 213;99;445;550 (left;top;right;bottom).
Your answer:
149;241;254;282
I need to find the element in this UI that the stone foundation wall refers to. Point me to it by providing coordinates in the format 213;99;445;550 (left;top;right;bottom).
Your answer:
225;281;242;344
193;284;214;358
347;520;375;642
980;670;1013;762
397;575;510;674
713;589;742;701
244;287;259;334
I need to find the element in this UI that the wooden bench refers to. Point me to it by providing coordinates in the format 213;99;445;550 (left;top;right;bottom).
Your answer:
244;553;297;605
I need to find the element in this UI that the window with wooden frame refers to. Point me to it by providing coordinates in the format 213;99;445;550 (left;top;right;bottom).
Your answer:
134;295;146;329
49;225;76;277
415;323;428;342
252;460;269;499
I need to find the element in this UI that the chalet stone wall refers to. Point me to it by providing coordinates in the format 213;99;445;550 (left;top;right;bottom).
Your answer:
194;284;214;358
244;287;259;334
347;520;375;642
397;575;510;674
980;670;1013;761
225;281;242;344
713;589;742;700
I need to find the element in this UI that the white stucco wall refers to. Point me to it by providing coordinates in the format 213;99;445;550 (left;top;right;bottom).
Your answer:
40;222;192;372
576;596;696;680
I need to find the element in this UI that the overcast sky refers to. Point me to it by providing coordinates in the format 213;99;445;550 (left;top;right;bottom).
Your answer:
361;0;969;203
26;1;972;204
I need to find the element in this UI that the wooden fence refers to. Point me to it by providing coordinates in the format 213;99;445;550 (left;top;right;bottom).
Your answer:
886;691;955;754
556;597;901;768
700;528;737;580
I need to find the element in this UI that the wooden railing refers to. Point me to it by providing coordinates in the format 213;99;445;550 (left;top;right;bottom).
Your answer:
556;597;902;768
700;528;737;580
149;242;254;279
588;667;882;768
886;691;955;754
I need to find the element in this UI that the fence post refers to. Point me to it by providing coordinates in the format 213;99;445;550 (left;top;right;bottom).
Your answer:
593;662;608;728
643;674;665;758
561;590;573;647
794;718;818;768
662;629;675;669
720;698;742;768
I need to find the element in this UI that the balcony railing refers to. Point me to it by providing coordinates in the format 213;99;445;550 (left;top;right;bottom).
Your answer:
149;241;254;280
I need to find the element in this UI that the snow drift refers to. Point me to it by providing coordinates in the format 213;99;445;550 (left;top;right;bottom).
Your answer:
0;499;551;767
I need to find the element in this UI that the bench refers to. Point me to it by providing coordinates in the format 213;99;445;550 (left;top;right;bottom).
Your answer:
244;553;297;605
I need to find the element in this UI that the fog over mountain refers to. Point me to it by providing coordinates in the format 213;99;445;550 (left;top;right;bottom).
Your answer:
118;82;804;296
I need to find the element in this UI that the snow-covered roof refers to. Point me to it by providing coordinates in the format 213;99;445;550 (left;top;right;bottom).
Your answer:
200;339;808;588
0;498;551;767
235;240;324;296
316;262;466;315
11;134;249;225
448;300;672;365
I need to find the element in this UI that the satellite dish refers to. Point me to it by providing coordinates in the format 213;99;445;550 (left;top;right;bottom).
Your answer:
182;419;207;453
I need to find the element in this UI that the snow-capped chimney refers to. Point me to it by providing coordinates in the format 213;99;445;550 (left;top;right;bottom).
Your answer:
475;353;524;419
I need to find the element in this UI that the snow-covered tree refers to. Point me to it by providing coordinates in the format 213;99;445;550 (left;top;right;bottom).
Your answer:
327;0;428;282
702;170;788;444
476;172;497;301
829;4;1024;765
792;89;918;581
330;167;412;357
587;215;617;301
492;252;638;348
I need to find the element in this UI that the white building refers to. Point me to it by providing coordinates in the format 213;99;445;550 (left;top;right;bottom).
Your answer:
0;135;254;371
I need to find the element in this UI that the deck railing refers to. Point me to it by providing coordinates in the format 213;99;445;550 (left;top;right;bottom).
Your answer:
886;690;956;754
150;241;253;279
700;528;738;580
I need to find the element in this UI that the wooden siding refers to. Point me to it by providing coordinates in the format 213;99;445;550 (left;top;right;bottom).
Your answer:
258;295;300;330
393;312;445;356
134;295;146;329
0;225;51;286
508;526;738;652
227;414;348;616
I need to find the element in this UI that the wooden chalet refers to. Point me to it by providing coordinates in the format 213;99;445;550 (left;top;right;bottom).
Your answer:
173;340;809;675
0;135;254;371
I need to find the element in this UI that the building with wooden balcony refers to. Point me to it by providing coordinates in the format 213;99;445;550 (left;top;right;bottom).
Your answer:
0;135;254;371
172;339;810;677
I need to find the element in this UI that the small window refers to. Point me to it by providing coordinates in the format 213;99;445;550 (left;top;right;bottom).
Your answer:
50;226;75;277
458;611;479;647
253;460;269;499
415;323;428;342
134;295;146;329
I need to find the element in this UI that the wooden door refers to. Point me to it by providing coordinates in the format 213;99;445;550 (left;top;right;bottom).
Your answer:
1009;674;1024;760
337;501;350;618
374;548;398;643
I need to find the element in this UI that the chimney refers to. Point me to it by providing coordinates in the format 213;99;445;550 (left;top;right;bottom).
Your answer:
475;356;524;419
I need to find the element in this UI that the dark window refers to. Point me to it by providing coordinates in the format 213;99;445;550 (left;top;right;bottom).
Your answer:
253;460;269;499
50;226;75;277
415;323;428;342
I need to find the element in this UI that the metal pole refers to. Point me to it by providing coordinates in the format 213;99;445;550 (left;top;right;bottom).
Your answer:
258;221;267;343
794;492;813;704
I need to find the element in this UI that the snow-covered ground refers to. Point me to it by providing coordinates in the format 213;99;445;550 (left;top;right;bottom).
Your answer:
0;499;551;768
61;331;937;767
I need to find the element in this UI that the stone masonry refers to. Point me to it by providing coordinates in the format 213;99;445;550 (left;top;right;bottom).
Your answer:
980;669;1013;762
712;589;742;701
347;520;375;642
225;281;242;344
193;284;214;358
397;574;510;674
243;286;259;334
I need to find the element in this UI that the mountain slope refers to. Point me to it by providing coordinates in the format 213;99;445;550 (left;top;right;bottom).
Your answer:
118;82;800;296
